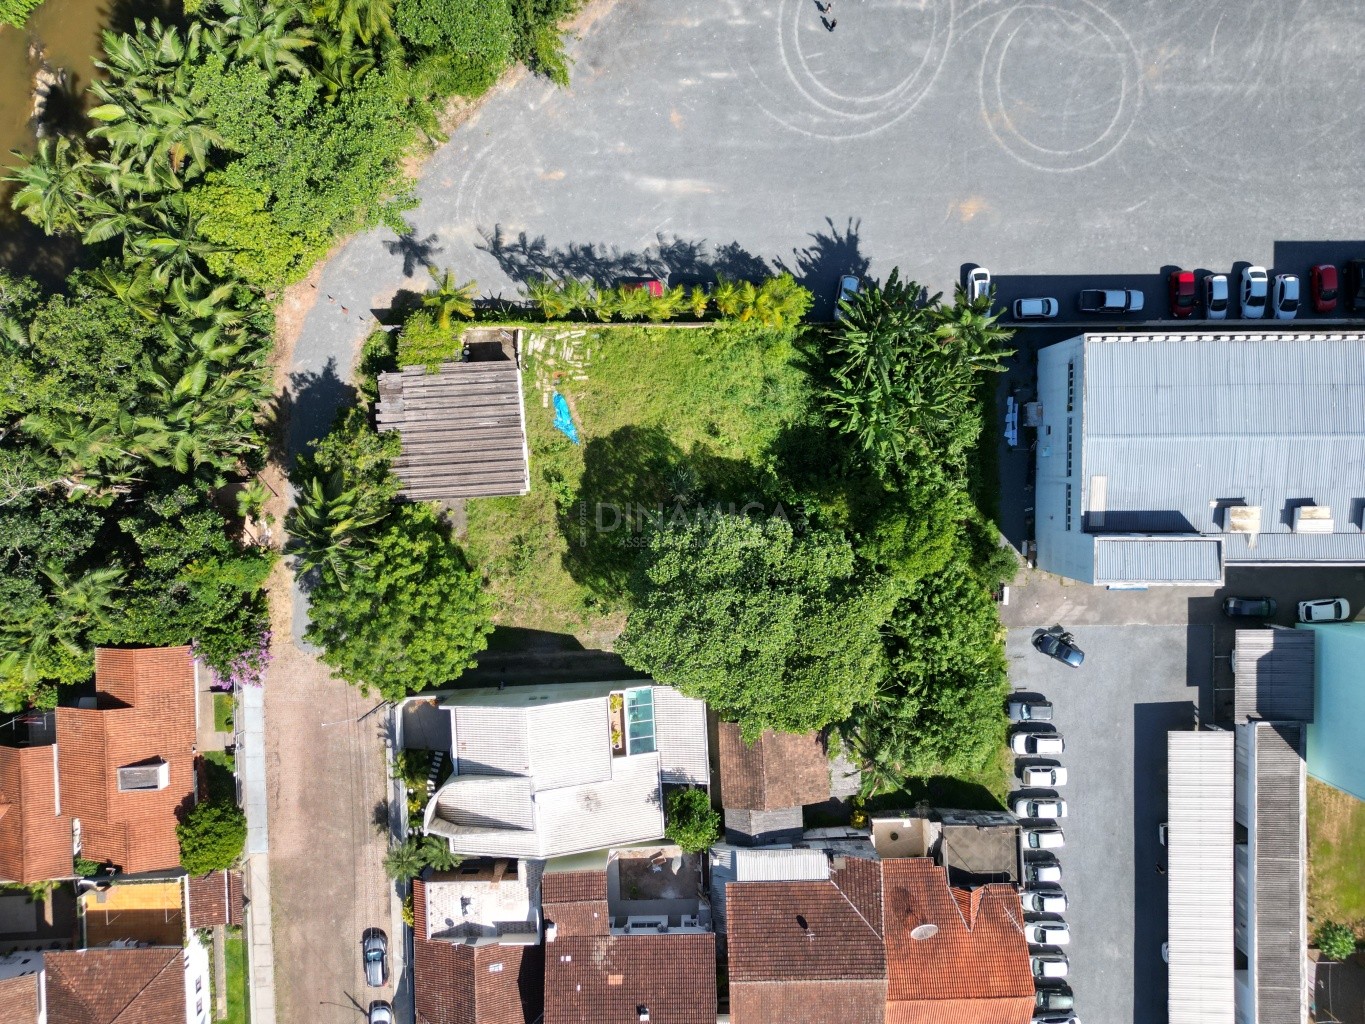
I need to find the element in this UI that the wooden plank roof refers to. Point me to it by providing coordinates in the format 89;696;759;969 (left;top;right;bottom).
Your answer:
377;362;530;501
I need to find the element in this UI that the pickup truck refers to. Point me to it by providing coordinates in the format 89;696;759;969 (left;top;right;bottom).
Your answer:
1078;288;1144;313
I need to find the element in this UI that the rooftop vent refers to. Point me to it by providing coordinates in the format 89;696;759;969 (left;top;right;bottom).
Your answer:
637;1006;650;1022
117;759;168;792
1225;505;1262;534
910;923;940;941
1292;505;1334;533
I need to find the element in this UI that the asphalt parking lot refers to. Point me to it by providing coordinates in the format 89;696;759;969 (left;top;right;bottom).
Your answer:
1007;624;1211;1024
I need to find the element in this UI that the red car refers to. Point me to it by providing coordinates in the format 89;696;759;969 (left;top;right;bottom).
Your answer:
1310;264;1338;314
622;278;664;297
1168;270;1197;318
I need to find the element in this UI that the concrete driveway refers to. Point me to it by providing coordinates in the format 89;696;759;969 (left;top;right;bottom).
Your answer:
1007;624;1211;1024
284;0;1365;457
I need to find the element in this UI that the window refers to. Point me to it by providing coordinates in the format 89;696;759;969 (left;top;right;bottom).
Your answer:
1065;485;1073;531
196;977;202;993
1065;418;1073;477
624;688;656;755
1066;361;1075;412
117;759;169;792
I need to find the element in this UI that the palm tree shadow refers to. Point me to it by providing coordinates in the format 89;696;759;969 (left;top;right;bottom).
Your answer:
383;223;443;277
775;216;869;320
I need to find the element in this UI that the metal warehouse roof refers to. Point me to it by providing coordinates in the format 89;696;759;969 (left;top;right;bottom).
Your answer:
1079;334;1365;564
376;361;530;500
1093;536;1223;585
1233;629;1315;724
1252;722;1307;1024
1167;730;1235;1024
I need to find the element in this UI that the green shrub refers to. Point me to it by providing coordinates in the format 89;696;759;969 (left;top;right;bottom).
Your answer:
1316;921;1358;961
664;788;720;854
0;0;43;27
177;798;247;875
73;857;103;878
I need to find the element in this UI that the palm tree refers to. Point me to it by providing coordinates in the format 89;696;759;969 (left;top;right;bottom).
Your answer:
648;284;688;321
710;276;742;319
422;267;477;330
687;285;709;320
287;469;388;583
79;195;154;246
382;836;424;881
419;835;460;872
87;265;161;322
41;564;124;627
309;0;394;48
523;276;570;320
89;93;224;188
615;284;654;321
5;137;94;235
213;0;314;79
313;35;375;100
560;278;594;319
127;198;224;287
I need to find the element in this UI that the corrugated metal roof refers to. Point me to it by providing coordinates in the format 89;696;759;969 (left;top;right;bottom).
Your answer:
1080;334;1365;565
652;687;710;786
376;361;530;500
1233;630;1315;724
1167;731;1235;1024
735;847;832;882
1093;536;1223;584
1252;722;1307;1024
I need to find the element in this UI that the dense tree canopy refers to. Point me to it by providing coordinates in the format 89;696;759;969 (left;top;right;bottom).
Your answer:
618;514;893;739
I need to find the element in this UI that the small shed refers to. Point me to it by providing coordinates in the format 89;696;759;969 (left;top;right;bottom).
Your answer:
377;361;530;500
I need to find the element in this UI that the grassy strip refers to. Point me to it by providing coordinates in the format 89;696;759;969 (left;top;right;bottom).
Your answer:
1308;776;1365;936
213;693;234;733
224;929;249;1024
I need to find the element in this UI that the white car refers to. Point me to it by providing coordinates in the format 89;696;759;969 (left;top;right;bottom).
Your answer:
1030;952;1069;979
1298;597;1350;623
1015;796;1068;819
1025;859;1062;884
1023;825;1065;849
1272;274;1300;320
1027;921;1072;946
368;1002;393;1024
1022;888;1068;914
1013;297;1058;320
833;275;860;320
1022;765;1068;787
1241;266;1268;318
967;266;992;302
1204;274;1229;320
1012;732;1065;756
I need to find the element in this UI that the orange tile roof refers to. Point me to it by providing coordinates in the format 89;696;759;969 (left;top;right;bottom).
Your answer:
0;743;71;883
541;870;609;938
543;933;716;1024
56;647;198;875
186;870;244;928
0;973;42;1024
44;946;186;1024
717;724;830;811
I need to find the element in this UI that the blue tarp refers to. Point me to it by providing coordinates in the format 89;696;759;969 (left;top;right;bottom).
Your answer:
552;391;580;444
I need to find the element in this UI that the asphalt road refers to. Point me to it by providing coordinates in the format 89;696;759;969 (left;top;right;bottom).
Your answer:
285;0;1365;459
1007;624;1212;1024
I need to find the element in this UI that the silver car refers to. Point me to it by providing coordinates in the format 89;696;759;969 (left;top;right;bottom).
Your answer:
1241;266;1268;318
362;929;388;987
368;1002;394;1024
1013;297;1058;320
967;266;992;302
1204;274;1229;320
1272;274;1300;320
833;275;860;321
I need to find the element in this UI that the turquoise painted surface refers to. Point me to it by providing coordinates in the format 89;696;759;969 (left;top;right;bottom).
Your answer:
1303;621;1365;801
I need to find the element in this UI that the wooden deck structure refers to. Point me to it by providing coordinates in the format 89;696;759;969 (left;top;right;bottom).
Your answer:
376;361;531;500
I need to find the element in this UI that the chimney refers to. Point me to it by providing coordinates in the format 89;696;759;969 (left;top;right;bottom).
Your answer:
637;1006;650;1022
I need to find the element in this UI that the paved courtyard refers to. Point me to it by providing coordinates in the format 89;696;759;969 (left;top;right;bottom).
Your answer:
1007;623;1211;1024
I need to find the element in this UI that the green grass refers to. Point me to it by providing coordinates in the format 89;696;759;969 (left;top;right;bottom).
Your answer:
202;750;237;804
224;929;249;1024
213;693;234;732
464;323;807;642
1308;777;1365;937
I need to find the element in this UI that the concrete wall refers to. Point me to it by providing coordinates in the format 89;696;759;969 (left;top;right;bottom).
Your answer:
1035;335;1095;583
1303;622;1365;801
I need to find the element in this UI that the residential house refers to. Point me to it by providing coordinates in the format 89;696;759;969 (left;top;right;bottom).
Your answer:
1033;332;1365;586
412;862;543;1024
185;869;245;930
717;724;830;846
0;646;199;883
424;682;709;860
542;857;716;1024
0;949;45;1024
724;855;1034;1024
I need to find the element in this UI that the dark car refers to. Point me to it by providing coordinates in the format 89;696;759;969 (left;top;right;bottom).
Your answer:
1168;270;1197;318
1347;258;1365;312
1311;264;1338;314
1032;632;1084;668
362;929;388;987
1222;596;1277;618
1078;288;1143;314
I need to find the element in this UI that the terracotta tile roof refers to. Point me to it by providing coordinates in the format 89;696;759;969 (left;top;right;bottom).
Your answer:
0;973;42;1024
44;946;186;1024
543;933;716;1024
0;743;71;883
186;870;244;928
729;980;887;1024
541;870;609;938
717;724;829;811
412;879;543;1024
881;860;1033;1024
726;859;1034;1024
56;647;198;875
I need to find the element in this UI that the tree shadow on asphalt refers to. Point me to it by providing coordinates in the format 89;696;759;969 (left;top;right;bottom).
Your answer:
382;220;445;278
775;216;870;320
476;225;771;287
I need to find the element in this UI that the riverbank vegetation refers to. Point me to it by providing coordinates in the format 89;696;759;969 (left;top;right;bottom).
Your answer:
0;0;582;710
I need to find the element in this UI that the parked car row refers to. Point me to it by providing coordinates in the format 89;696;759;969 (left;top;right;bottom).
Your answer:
1221;595;1352;622
998;257;1365;322
1010;693;1078;1024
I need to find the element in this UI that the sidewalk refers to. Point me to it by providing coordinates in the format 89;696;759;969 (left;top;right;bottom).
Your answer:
240;684;278;1024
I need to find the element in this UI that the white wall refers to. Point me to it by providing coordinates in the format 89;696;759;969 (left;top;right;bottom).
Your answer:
183;933;211;1024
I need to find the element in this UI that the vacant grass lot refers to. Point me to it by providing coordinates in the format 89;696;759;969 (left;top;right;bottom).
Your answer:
224;928;249;1024
1308;777;1365;937
465;323;807;643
